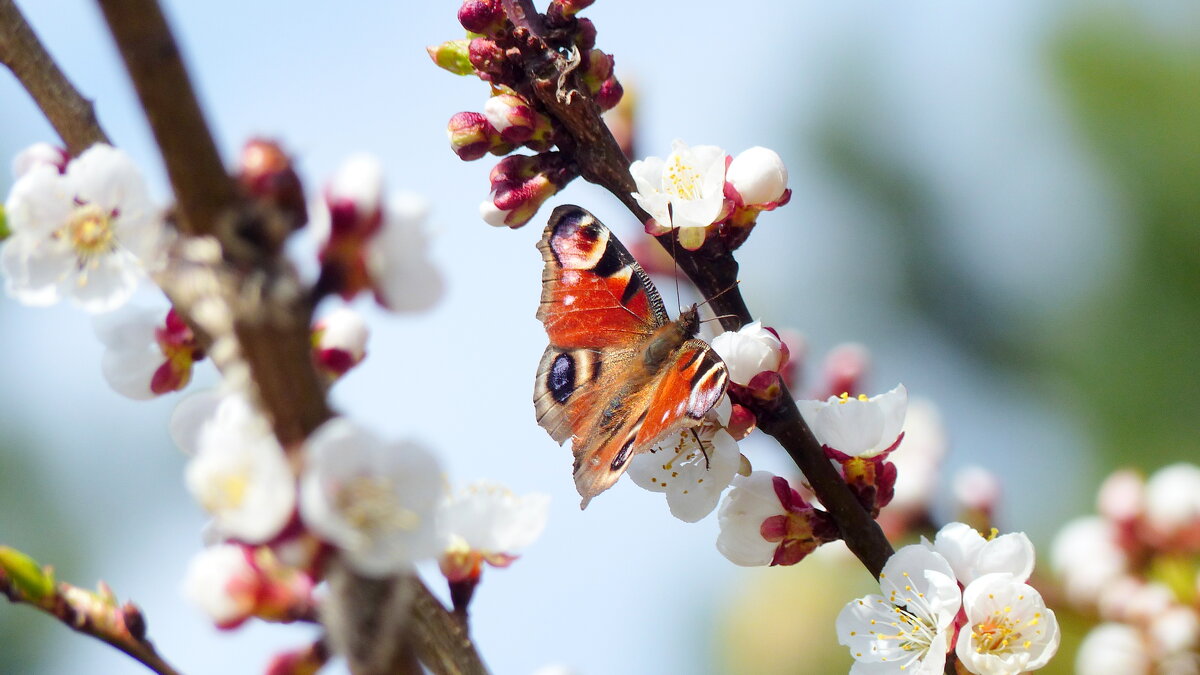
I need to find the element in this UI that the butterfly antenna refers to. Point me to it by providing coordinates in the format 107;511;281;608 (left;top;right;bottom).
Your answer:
700;312;740;325
689;427;711;471
670;210;683;314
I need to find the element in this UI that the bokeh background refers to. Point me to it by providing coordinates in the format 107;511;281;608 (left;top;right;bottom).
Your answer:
1;0;1196;673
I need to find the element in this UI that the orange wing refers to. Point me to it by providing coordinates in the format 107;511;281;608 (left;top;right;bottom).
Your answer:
532;206;729;508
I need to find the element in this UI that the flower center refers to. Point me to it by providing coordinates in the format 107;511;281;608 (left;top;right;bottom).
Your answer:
64;203;116;258
663;154;704;201
971;609;1033;655
837;392;870;404
879;606;936;653
337;476;420;534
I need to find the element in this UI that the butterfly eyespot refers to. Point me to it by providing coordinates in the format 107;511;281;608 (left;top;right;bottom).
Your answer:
548;352;576;403
610;437;636;471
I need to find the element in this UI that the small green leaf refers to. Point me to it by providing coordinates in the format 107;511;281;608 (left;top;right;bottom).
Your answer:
427;39;474;76
0;204;9;241
0;547;56;602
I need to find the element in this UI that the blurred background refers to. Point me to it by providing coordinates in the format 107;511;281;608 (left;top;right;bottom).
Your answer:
0;0;1196;673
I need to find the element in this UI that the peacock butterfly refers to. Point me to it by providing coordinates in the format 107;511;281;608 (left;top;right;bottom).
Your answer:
533;205;729;508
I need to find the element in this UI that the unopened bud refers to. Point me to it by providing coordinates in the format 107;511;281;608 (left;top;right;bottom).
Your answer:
483;93;553;147
448;111;498;161
426;40;474;76
458;0;506;35
573;18;598;50
727;146;789;206
1098;469;1144;524
238;139;307;231
482;153;577;228
313;308;369;380
468;37;508;79
550;0;595;18
0;547;55;601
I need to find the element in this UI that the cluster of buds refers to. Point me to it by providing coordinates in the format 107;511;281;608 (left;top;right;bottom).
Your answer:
1053;464;1200;672
432;0;621;227
630;140;790;251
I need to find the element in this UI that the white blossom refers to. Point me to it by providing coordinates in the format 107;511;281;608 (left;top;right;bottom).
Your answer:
1075;623;1153;675
1144;463;1200;536
2;144;165;312
184;393;296;543
368;191;444;312
927;521;1035;586
837;545;962;674
1051;516;1127;605
11;142;65;178
955;573;1060;674
630;140;727;250
182;544;258;627
627;426;740;522
326;153;384;217
796;384;908;458
438;482;549;578
710;321;784;386
715;471;785;566
299;418;443;577
95;306;169;400
726;146;788;205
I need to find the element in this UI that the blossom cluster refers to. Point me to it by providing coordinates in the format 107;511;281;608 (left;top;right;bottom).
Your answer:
1053;464;1200;673
839;522;1060;674
432;0;615;227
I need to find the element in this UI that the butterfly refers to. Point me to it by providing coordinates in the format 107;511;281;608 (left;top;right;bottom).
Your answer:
534;205;729;508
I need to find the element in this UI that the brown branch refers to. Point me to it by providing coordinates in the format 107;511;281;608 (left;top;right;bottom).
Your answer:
0;556;181;675
92;2;489;673
507;1;894;576
0;0;109;155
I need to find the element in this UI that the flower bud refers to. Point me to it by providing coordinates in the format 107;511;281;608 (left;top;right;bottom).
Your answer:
326;153;384;234
550;0;594;18
727;146;789;206
1097;468;1144;524
726;403;757;441
482;152;576;228
458;0;506;35
595;77;624;112
238;138;307;232
468;37;508;80
711;320;784;386
313;307;369;380
447;111;498;161
483;92;553;148
581;49;614;94
426;40;474;76
573;18;598;50
0;546;55;601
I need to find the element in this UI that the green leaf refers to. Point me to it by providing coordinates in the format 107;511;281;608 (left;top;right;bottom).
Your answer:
0;547;55;602
0;205;8;241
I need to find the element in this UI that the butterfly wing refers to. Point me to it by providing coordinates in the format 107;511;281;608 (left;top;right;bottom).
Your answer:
569;339;728;507
534;205;666;443
533;206;729;507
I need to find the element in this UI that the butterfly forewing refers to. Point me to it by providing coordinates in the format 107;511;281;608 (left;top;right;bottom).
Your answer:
536;205;668;350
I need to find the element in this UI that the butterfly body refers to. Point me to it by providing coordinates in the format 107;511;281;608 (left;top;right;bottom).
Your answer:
534;205;728;508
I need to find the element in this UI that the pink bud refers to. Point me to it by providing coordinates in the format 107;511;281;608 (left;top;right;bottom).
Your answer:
483;92;553;148
447;111;497;161
238;138;307;231
458;0;506;35
482;153;577;228
468;37;508;79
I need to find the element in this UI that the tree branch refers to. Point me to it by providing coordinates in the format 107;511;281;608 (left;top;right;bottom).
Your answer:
0;0;109;155
507;0;895;576
92;1;489;672
0;550;181;675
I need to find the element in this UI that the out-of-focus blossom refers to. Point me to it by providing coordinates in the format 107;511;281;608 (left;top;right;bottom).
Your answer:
955;573;1060;674
819;342;869;401
438;482;549;582
2;144;165;312
184;393;296;543
312;306;368;381
837;545;961;674
299;418;443;577
883;397;947;522
630;140;727;250
183;544;315;630
1051;516;1128;605
1075;623;1153;675
96;306;203;399
1144;463;1200;545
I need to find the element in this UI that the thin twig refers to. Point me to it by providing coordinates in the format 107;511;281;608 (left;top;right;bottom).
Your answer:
506;0;895;576
0;0;109;155
0;564;182;675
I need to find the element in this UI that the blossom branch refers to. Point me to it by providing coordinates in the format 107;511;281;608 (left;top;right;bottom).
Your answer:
91;1;487;673
0;0;109;156
504;0;894;576
0;547;181;675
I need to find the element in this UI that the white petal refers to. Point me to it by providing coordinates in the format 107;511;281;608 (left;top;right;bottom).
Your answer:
1144;463;1200;534
727;146;788;205
182;544;256;625
12;143;65;178
328;153;384;217
68;144;150;213
930;521;986;584
66;250;141;313
1;234;70;306
715;471;782;566
170;390;223;455
5;164;72;237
